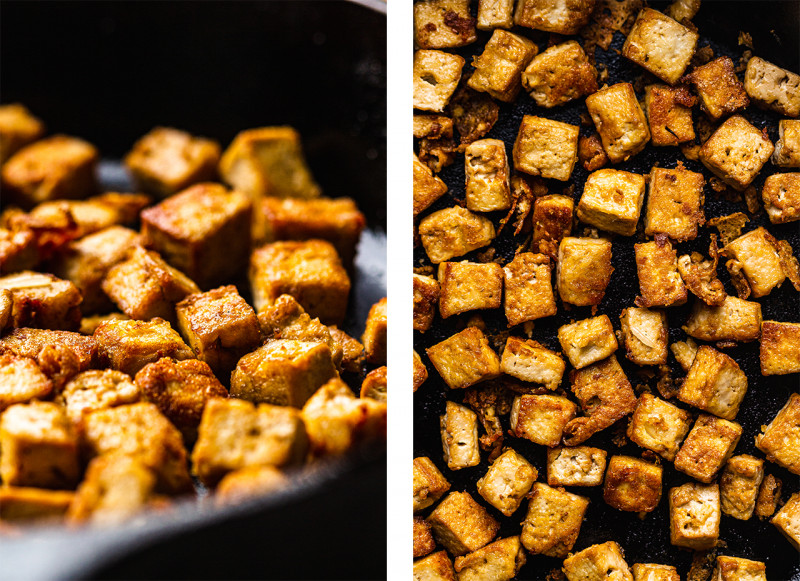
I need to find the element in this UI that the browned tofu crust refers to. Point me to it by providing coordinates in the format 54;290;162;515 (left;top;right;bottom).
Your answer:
683;296;762;343
669;482;720;550
468;30;538;103
521;482;589;558
634;238;687;307
514;0;595;34
413;350;428;392
414;456;451;513
418;206;496;264
453;536;526;581
522;41;597;109
414;550;456;581
414;516;437;558
685;56;749;120
644;166;705;241
0;354;53;412
413;273;440;333
562;541;633;581
361;365;387;402
426;326;501;390
603;455;662;513
427;491;500;556
756;393;800;475
363;297;387;366
759;320;800;375
61;369;139;425
531;194;573;259
720;454;765;520
414;0;477;49
674;414;742;483
772;491;800;550
215;465;288;505
0;327;97;371
678;346;748;420
627;393;692;461
503;252;556;326
0;271;82;331
644;85;696;147
557;237;613;307
414;154;449;216
622;8;697;85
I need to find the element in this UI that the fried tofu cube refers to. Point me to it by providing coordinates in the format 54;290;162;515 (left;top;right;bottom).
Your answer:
521;482;589;557
744;57;800;117
438;261;503;318
762;172;800;224
249;239;350;325
645;166;705;242
427;327;501;390
772;491;800;550
556;237;613;307
0;103;45;165
454;536;527;581
683;296;762;343
631;564;679;581
510;394;577;447
773;119;800;167
363;297;387;365
414;115;454;140
627;393;692;461
686;57;749;120
669;482;720;550
514;0;594;34
94;317;193;377
414;0;477;49
723;227;786;297
464;139;511;211
546;446;607;487
503;252;556;326
531;194;573;259
756;393;800;475
1;135;98;209
414;50;466;113
713;556;767;581
414;456;451;512
699;115;774;191
760;321;800;375
577;169;646;236
720;454;765;521
562;541;633;581
755;473;781;520
622;8;697;84
0;401;79;489
513;115;579;181
0;486;74;523
0;271;82;330
218;126;321;201
414;517;436;558
477;0;514;29
603;455;662;513
586;83;651;163
124;127;220;198
522;41;597;108
360;366;387;402
61;369;139;425
679;346;747;420
427;491;500;556
414;153;448;216
468;30;538;103
500;336;565;390
0;227;37;275
413;350;428;392
476;448;537;516
558;314;619;370
328;326;364;374
644;85;696;146
215;465;288;505
414;551;456;581
0;355;52;412
440;401;480;470
674;414;742;483
419;206;495;264
413;273;440;332
619;307;668;366
0;327;97;371
141;183;252;289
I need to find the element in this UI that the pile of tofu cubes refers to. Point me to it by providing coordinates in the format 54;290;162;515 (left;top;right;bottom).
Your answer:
0;109;387;526
412;0;800;579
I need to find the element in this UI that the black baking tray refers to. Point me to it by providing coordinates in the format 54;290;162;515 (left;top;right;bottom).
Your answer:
414;1;800;578
0;2;386;579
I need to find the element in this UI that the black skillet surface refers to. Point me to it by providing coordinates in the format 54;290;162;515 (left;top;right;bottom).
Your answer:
0;2;386;579
414;1;800;578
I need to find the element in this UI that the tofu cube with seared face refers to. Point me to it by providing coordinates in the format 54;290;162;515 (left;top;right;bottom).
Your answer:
418;206;496;264
413;153;448;216
476;448;537;516
426;327;501;390
713;556;766;581
521;482;589;557
683;295;762;343
414;0;477;49
631;564;679;581
438;261;503;319
685;57;749;120
464;139;511;211
772;491;800;550
0;271;82;331
0;486;74;523
500;336;565;390
669;482;720;550
557;237;613;307
756;392;800;475
0;103;45;164
577;169;646;236
699;115;774;191
622;8;697;85
503;252;556;326
674;414;742;483
413;350;428;392
477;0;514;30
510;394;577;447
634;239;687;307
468;30;538;103
547;446;607;487
0;354;53;412
522;41;597;109
585;83;650;163
413;50;466;113
644;85;696;147
61;369;140;425
558;314;618;370
413;456;451;512
723;227;786;298
440;401;480;470
760;321;800;375
427;491;500;556
619;307;668;366
413;273;440;332
645;166;705;242
762;172;800;224
603;455;662;513
454;536;527;581
362;297;387;365
744;56;800;117
413;551;456;580
124;127;221;198
513;116;579;181
531;194;573;259
562;541;633;581
720;454;765;520
514;0;594;34
773;119;800;168
627;393;692;461
678;346;747;420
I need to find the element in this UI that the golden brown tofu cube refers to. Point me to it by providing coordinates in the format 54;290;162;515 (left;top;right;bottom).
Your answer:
124;127;221;198
419;206;496;264
0;271;82;331
531;194;573;259
215;465;288;505
477;0;514;29
468;30;538;103
361;366;387;402
414;551;456;581
521;482;589;557
94;317;193;377
0;486;74;523
699;115;774;191
603;455;662;513
0;401;79;489
500;336;565;390
191;397;308;486
558;314;619;370
773;119;800;168
627;393;692;461
476;448;537;516
510;394;577;447
586;83;650;163
674;414;742;483
720;454;765;521
669;482;720;550
413;350;428;392
414;456;451;512
619;307;668;366
678;346;747;420
414;153;449;216
1;135;98;209
578;169;646;236
645;166;705;242
744;56;800;117
685;57;749;120
546;446;607;487
363;297;387;365
513;115;579;181
514;0;594;34
414;274;440;333
440;400;480;470
632;564;679;581
713;556;767;581
522;41;597;108
622;8;697;84
453;536;526;581
61;369;139;425
414;516;436;559
0;103;45;165
723;227;786;298
414;0;477;49
0;227;37;275
0;354;52;412
328;325;364;374
683;296;762;343
756;392;800;475
755;473;781;520
414;115;454;140
413;50;466;113
230;339;336;408
438;261;503;319
464;139;511;211
562;541;633;581
503;252;556;327
762;172;800;224
760;320;800;375
772;491;800;550
426;327;501;390
426;491;500;557
176;285;261;378
644;85;696;146
0;327;97;371
218;126;321;201
557;237;613;307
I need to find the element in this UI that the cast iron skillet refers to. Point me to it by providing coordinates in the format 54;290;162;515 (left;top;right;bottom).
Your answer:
413;1;799;579
0;2;386;579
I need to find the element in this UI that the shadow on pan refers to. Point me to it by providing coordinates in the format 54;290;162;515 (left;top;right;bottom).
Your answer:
0;2;386;580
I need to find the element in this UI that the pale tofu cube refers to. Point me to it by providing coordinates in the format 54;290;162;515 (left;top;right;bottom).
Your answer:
760;320;800;375
503;252;556;327
627;393;692;461
577;169;646;236
562;541;633;581
419;206;495;264
414;152;448;216
514;0;594;34
632;564;679;581
603;455;662;513
500;336;565;390
438;261;503;318
762;172;800;224
756;393;800;475
669;482;720;550
619;307;668;366
713;556;767;581
363;297;387;365
772;491;800;550
585;83;651;163
477;0;514;30
61;369;139;425
427;491;500;556
0;486;74;523
510;394;576;447
744;57;800;117
644;84;696;146
0;271;82;331
557;237;614;307
414;0;477;49
513;115;579;181
622;8;697;84
521;41;597;108
683;296;762;343
413;273;440;332
0;354;52;412
414;517;436;558
414;456;451;512
440;400;480;470
453;536;526;581
678;346;748;420
414;50;466;113
414;551;456;581
414;350;429;392
426;327;501;389
521;482;589;557
674;414;742;483
635;239;687;307
644;166;705;241
687;57;749;121
723;227;786;297
546;446;607;487
468;30;538;102
720;455;765;521
773;120;800;167
476;448;537;516
558;314;619;370
699;115;774;191
0;103;45;165
464;139;511;211
531;194;573;259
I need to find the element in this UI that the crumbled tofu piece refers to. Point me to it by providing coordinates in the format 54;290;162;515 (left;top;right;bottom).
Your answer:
521;482;589;557
476;448;537;516
670;338;698;371
0;354;53;412
0;327;97;371
603;455;662;513
578;169;646;236
360;366;387;402
414;516;437;558
685;56;749;120
557;237;614;307
683;296;762;343
362;297;387;365
586;83;651;163
414;115;454;140
644;84;696;146
712;556;767;581
669;482;720;550
627;393;692;461
510;394;576;447
744;56;800;117
631;563;679;581
413;350;429;392
514;0;594;34
772;491;800;550
558;314;619;370
0;103;45;165
427;491;500;556
468;30;538;102
503;252;557;326
454;536;526;581
0;486;74;523
755;473;782;520
414;550;456;581
644;166;705;241
678;346;747;420
723;227;786;297
547;446;607;487
414;0;477;49
619;307;668;366
699;115;774;191
418;206;495;264
755;392;800;475
500;336;565;390
477;0;514;29
413;273;440;332
635;238;687;307
531;194;573;259
414;50;466;113
328;326;364;374
762;172;800;224
521;41;597;108
674;414;742;483
61;369;139;425
414;153;448;216
427;327;501;390
760;320;800;375
773;119;800;168
562;541;632;581
123;127;220;198
414;456;451;512
622;8;697;84
215;465;288;505
0;271;82;331
464;139;511;211
513;115;579;181
440;400;480;470
438;261;503;318
720;454;765;521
